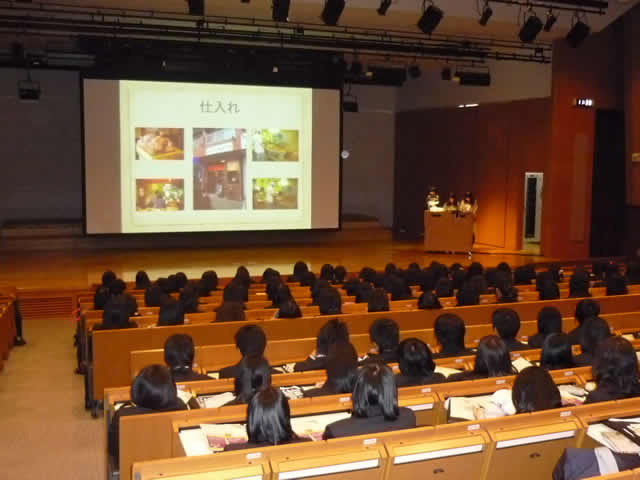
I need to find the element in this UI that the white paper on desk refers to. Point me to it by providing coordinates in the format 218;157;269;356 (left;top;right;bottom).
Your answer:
199;392;236;409
434;366;462;378
273;363;296;374
291;412;351;441
179;428;212;457
280;385;304;400
587;424;640;454
114;402;127;412
558;384;587;404
512;357;533;373
200;423;248;452
177;389;193;405
445;394;497;420
622;334;635;342
207;372;220;380
609;417;640;424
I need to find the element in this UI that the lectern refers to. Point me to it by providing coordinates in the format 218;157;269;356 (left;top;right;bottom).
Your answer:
424;211;473;253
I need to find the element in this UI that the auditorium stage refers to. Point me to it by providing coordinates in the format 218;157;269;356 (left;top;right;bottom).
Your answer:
0;222;556;290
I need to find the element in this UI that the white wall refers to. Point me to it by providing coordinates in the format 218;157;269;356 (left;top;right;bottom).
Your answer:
397;60;552;111
341;84;397;227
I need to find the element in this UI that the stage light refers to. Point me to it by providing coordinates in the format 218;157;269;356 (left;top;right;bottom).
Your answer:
519;12;543;43
479;2;493;26
322;0;346;26
350;60;363;75
272;0;290;22
408;64;422;79
441;67;451;81
417;3;444;35
187;0;204;16
377;0;392;15
566;18;590;48
543;10;557;32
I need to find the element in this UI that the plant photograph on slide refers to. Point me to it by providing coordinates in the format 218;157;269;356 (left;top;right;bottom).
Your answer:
193;128;247;210
135;128;184;161
252;129;299;162
136;179;184;211
252;178;298;210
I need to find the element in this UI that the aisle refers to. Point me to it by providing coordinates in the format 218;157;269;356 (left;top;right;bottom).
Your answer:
0;316;104;480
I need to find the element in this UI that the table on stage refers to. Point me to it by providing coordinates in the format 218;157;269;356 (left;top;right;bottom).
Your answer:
423;210;473;253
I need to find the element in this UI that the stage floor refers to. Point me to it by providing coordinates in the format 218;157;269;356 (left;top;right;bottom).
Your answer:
0;225;559;290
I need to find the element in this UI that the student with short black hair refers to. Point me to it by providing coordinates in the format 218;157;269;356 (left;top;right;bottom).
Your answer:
386;275;413;301
318;287;342;315
157;299;185;326
101;270;116;288
304;342;359;397
289;261;309;283
226;355;272;406
456;286;480;306
539;281;560;300
574;317;611;367
417;291;442;309
512;366;562;413
300;271;317;288
491;308;528;351
135;270;151;290
322;363;416;439
540;333;575;370
434;277;454;298
175;272;188;290
166;274;179;294
528;306;563;349
293;319;349;372
585;336;640;404
396;338;445;387
432;313;474;358
94;297;138;330
362;318;400;364
606;273;628;296
310;279;330;306
276;299;302;319
178;285;200;314
333;265;347;284
320;263;335;282
109;279;127;296
163;334;211;382
367;288;390;313
234;266;252;289
93;286;110;310
355;282;374;303
448;336;514;381
222;280;248;303
568;299;600;345
198;270;218;296
219;325;267;379
568;270;590;298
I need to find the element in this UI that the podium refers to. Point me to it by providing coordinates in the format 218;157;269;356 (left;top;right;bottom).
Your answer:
424;210;473;253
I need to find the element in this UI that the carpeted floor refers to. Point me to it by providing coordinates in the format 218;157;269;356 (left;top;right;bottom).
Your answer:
0;316;104;480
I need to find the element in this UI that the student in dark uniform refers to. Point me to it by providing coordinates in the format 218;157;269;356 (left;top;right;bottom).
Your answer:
93;298;137;331
585;336;640;404
567;299;600;345
512;366;562;413
395;338;446;387
361;318;400;365
144;285;169;307
163;334;211;382
219;325;267;379
491;308;529;351
135;270;151;290
293;319;349;372
527;306;563;349
448;335;514;382
573;317;611;367
540;333;575;371
304;342;359;398
318;288;342;315
322;363;416;439
367;288;390;313
225;355;272;406
157;299;185;326
432;314;474;359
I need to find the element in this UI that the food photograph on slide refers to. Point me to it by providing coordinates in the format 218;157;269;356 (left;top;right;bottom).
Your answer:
252;178;298;210
136;179;185;211
135;128;184;161
193;128;247;210
252;129;299;162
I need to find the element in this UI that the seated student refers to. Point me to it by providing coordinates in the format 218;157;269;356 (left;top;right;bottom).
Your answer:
234;266;252;289
585;336;640;404
304;342;358;397
175;272;188;290
386;275;413;301
276;299;302;319
320;264;335;283
157;299;185;326
434;277;454;298
567;299;600;345
451;270;467;291
418;268;436;292
540;333;575;370
362;318;400;364
224;387;308;451
178;285;200;314
108;365;187;464
513;265;532;285
219;325;267;379
322;363;416;439
606;273;628;296
155;277;170;294
101;270;117;289
300;270;317;288
432;313;474;358
512;366;562;413
289;261;309;283
396;338;446;387
548;263;564;283
553;448;640;480
215;301;246;323
198;270;219;296
309;279;330;306
367;288;390;313
355;282;374;303
166;274;180;294
94;298;138;330
343;278;361;296
457;286;480;306
145;285;168;307
573;317;611;367
164;334;211;382
497;286;519;303
93;285;110;310
418;291;442;309
293;319;349;372
466;262;484;280
318;287;342;315
469;275;489;295
539;281;560;300
448;336;515;382
333;265;347;284
527;306;563;349
568;270;590;298
225;355;272;406
135;270;151;290
268;283;292;309
491;308;529;351
261;268;280;285
626;260;640;285
221;280;248;304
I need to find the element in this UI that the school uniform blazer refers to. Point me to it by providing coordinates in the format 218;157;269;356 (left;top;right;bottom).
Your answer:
432;347;475;359
572;352;593;368
223;437;311;452
218;361;242;379
503;338;530;352
395;372;446;388
171;369;212;382
526;333;548;349
293;355;327;372
567;326;584;345
584;383;640;404
322;407;416;439
360;350;399;365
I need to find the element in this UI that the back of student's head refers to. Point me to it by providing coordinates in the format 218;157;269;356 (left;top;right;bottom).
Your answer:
469;275;489;295
314;319;348;355
367;288;390;313
419;268;436;292
273;283;292;308
569;270;590;298
130;364;178;410
234;266;251;288
467;262;484;279
325;342;358;393
164;334;196;372
473;335;513;377
359;266;377;284
156;277;170;294
166;274;179;294
387;275;412;301
498;286;519;304
540;333;574;370
539;280;560;301
320;264;335;282
135;270;151;290
398;338;436;378
214;301;245;322
292;261;309;281
319;287;342;315
234;355;272;403
537;306;562;336
434;277;454;298
606;273;628;296
300;271;317;288
492;308;521;340
109;279;127;296
261;267;280;285
575;299;600;325
235;324;266;357
277;299;302;318
157;299;184;326
548;263;563;283
513;265;533;285
494;271;514;295
223;281;248;303
580;317;611;354
512;366;561;413
457;286;480;306
593;336;640;394
434;314;466;351
626;261;640;284
418;291;442;309
311;279;330;305
175;272;188;289
102;298;132;329
199;270;218;295
102;270;116;288
369;318;400;353
496;262;512;275
333;265;347;284
352;363;398;420
355;282;374;303
94;286;110;310
178;285;199;314
246;387;295;445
